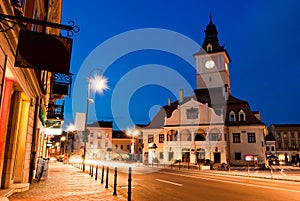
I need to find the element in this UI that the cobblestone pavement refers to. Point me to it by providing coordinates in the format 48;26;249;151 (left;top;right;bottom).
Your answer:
9;162;126;201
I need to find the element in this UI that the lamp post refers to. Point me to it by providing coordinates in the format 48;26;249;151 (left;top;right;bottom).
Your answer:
82;69;108;171
127;129;139;161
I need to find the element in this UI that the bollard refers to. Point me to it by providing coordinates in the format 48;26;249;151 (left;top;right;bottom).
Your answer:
113;167;117;196
91;164;94;177
95;165;98;180
128;167;132;201
105;166;109;188
101;166;104;184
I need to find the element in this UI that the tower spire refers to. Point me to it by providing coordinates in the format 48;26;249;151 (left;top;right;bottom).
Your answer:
209;12;212;23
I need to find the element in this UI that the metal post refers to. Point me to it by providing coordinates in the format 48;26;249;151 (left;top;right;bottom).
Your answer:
83;144;86;172
105;166;109;188
113;167;117;196
101;166;104;184
89;164;92;175
95;165;98;180
128;167;132;201
91;164;94;177
179;162;180;170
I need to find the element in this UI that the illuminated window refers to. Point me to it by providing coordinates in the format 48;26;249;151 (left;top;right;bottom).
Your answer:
233;133;240;143
105;132;109;138
148;134;154;143
97;132;102;139
159;134;164;143
248;133;256;143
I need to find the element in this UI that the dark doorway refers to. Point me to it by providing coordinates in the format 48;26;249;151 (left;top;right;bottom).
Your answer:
182;152;190;162
214;152;221;163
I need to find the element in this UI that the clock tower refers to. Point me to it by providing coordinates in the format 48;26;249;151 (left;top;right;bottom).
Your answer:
194;16;231;95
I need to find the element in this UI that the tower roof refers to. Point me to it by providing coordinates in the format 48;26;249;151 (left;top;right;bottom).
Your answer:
194;15;231;61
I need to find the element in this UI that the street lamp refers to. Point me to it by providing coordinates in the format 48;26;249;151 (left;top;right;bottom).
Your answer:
126;128;140;161
82;68;108;171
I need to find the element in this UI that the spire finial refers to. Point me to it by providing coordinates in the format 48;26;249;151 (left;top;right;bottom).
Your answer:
210;12;213;21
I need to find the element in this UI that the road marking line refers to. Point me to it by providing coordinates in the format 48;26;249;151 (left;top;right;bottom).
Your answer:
160;172;300;193
156;179;183;186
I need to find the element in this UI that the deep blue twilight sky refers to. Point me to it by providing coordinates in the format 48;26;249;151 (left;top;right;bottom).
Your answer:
61;0;300;130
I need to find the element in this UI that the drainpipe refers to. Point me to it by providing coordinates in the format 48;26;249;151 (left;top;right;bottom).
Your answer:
28;97;39;183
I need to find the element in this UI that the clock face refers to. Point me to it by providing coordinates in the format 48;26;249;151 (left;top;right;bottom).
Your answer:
205;60;215;69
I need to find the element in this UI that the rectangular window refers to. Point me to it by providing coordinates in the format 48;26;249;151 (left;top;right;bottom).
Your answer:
210;133;219;141
97;132;102;139
138;139;142;143
159;152;164;159
159;134;164;143
229;114;235;122
90;132;94;137
235;152;242;160
239;113;245;121
115;145;118;149
224;133;227;141
233;133;240;143
127;145;130;150
121;145;123;150
98;141;101;147
105;141;108;147
148;134;154;143
248;133;256;143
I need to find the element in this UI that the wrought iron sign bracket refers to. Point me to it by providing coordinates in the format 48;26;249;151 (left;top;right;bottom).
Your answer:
0;13;80;37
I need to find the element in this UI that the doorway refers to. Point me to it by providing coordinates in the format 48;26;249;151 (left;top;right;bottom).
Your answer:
214;152;221;163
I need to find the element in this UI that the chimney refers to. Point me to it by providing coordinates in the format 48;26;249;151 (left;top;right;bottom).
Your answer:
179;88;184;103
168;98;171;106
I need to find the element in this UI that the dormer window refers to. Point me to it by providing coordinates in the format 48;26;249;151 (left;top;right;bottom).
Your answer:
229;111;235;122
207;43;212;52
239;110;246;121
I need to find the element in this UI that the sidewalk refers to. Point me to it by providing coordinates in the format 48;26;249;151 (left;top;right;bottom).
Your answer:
8;162;126;201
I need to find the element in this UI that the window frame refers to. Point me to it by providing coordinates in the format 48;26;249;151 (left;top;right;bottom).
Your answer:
247;132;256;143
159;134;164;143
233;133;241;143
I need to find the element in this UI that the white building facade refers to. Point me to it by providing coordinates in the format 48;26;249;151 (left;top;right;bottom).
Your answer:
141;18;267;166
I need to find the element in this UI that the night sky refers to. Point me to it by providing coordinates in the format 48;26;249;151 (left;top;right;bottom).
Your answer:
61;0;300;130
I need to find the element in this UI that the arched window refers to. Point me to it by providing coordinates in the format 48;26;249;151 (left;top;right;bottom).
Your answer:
207;43;212;52
229;111;236;122
180;129;191;141
266;146;270;151
209;129;220;141
195;129;206;141
239;110;246;121
167;130;178;141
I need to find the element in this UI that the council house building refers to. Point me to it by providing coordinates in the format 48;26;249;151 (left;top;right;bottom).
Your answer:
140;17;267;167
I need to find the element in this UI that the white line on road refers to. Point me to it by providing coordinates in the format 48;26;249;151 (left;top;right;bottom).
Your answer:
156;179;183;186
160;172;300;193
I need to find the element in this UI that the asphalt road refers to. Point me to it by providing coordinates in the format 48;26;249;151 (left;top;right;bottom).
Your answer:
115;168;300;201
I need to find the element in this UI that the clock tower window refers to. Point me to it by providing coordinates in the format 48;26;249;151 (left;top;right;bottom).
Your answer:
207;43;212;52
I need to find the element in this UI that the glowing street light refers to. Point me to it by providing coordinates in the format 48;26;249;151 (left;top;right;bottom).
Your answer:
82;69;108;171
127;128;140;161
